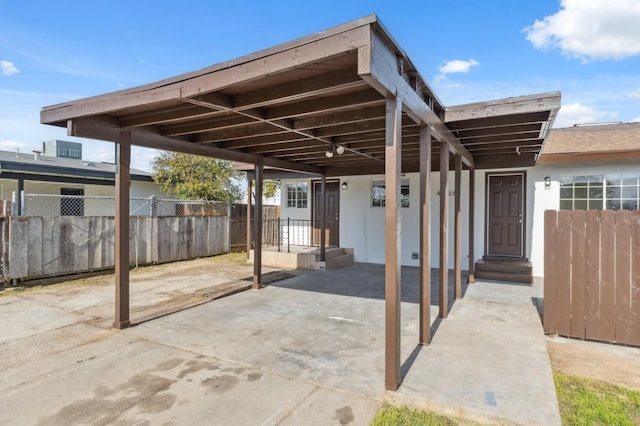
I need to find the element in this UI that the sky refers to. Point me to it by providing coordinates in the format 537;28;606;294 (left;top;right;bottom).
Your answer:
1;0;639;172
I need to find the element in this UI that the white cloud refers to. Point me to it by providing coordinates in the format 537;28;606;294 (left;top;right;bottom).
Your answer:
632;116;640;122
0;60;19;76
436;59;479;81
554;102;619;127
0;140;30;152
524;0;640;61
628;88;640;99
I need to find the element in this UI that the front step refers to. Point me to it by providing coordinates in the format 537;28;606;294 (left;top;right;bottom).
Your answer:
475;257;533;284
315;248;354;270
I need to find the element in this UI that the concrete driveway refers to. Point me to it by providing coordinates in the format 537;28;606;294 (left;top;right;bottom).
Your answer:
0;257;559;425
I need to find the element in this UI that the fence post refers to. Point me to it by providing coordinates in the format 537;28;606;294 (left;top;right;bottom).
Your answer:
277;217;281;252
11;192;18;216
149;195;157;217
19;191;25;216
287;217;290;253
226;201;231;254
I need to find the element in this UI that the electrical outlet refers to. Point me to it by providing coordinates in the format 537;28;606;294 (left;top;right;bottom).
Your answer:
412;252;419;260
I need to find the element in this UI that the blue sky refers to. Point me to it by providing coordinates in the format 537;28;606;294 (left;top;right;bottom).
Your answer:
1;0;639;171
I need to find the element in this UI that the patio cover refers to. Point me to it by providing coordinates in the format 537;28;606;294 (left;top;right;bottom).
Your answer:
41;14;560;390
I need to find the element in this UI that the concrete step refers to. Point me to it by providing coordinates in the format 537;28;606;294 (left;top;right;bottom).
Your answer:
475;258;533;284
475;259;532;275
325;253;354;270
475;270;533;284
318;247;347;261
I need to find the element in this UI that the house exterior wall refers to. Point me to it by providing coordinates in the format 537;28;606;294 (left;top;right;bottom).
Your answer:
280;172;471;269
281;158;640;277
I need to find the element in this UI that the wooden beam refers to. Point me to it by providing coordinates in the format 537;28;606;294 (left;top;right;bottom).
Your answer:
265;89;384;120
68;117;323;175
41;23;373;125
454;154;462;300
384;97;402;390
444;92;561;123
113;130;131;330
253;158;263;289
357;29;474;167
439;141;449;319
320;176;327;262
231;68;366;110
419;126;431;344
293;106;384;130
246;178;252;259
468;168;476;284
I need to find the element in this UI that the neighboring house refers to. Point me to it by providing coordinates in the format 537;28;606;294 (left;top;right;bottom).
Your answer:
278;122;640;279
0;140;168;216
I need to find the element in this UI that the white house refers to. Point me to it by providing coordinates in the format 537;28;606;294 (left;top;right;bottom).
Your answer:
0;140;169;216
277;122;640;280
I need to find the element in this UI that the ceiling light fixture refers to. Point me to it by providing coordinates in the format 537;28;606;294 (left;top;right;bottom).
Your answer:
325;144;345;158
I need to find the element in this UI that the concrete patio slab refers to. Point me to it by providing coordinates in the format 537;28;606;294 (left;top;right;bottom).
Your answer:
390;279;561;425
0;258;560;425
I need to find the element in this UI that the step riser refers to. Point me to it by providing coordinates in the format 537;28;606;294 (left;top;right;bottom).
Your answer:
476;264;532;274
475;271;533;284
325;254;354;269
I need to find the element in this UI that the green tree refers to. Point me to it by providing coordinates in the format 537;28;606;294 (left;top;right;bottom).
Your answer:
152;152;280;202
152;153;242;202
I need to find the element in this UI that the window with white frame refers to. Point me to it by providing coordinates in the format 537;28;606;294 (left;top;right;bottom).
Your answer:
286;182;308;208
371;178;410;207
559;174;640;211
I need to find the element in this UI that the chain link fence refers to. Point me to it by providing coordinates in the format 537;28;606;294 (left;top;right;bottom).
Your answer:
21;193;153;217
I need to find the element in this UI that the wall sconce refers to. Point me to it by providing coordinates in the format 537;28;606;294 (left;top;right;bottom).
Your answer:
544;176;551;190
341;182;348;190
325;144;345;158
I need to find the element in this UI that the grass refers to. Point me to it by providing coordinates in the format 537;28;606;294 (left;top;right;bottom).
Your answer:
370;406;457;426
554;372;640;425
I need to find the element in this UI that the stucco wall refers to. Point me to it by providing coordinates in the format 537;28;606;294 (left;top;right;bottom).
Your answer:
281;159;640;277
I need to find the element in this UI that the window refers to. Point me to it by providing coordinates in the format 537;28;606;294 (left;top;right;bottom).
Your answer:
286;182;308;208
559;174;640;211
371;179;410;207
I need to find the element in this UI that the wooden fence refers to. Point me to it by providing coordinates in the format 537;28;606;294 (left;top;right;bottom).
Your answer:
544;210;640;346
229;204;280;251
6;216;228;281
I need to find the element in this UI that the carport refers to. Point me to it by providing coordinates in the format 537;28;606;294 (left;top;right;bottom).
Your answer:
41;15;560;390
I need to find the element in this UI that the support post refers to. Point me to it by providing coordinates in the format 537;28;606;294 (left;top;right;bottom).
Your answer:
468;168;476;284
384;97;402;390
454;154;462;299
246;178;252;259
113;130;131;330
320;176;327;262
439;142;449;319
253;158;263;289
419;126;432;344
17;178;24;216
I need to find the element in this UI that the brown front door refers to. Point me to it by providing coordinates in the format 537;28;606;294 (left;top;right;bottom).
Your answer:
314;181;340;246
487;174;524;257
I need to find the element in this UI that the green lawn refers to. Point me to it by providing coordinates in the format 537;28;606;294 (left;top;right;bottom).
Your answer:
554;372;640;425
370;406;457;426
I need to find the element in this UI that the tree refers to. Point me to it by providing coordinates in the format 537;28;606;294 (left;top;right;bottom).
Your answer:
152;153;242;202
152;152;280;202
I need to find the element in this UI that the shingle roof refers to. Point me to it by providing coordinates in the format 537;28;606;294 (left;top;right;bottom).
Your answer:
0;150;152;177
542;122;640;155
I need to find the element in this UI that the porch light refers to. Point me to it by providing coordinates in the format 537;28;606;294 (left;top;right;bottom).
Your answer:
544;176;551;190
325;144;345;158
341;182;348;189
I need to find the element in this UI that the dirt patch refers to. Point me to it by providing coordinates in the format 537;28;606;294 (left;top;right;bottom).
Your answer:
547;336;640;391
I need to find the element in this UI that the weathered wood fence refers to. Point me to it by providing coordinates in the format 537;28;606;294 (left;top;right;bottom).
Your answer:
6;216;228;281
544;210;640;346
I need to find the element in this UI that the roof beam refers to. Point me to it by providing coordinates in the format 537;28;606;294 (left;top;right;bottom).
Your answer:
68;117;323;175
444;92;561;123
41;24;372;125
357;28;474;167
